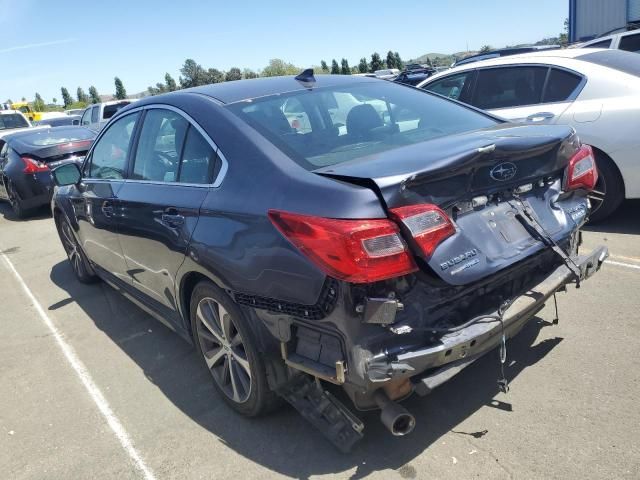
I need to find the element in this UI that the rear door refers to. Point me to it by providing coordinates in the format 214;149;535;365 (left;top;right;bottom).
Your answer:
73;111;140;282
471;66;582;124
116;107;217;316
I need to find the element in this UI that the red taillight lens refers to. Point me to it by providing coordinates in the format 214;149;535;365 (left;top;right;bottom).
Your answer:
565;145;598;191
390;204;455;259
268;210;418;283
21;156;49;174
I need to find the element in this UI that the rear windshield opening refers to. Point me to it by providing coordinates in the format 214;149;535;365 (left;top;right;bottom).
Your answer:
228;82;497;170
0;114;29;130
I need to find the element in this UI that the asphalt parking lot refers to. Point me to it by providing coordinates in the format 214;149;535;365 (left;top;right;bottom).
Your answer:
1;200;639;480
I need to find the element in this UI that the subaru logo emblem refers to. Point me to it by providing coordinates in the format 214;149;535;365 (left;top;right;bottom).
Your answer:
490;162;517;181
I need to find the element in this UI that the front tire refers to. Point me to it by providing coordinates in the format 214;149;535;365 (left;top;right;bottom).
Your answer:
57;216;98;283
190;281;279;417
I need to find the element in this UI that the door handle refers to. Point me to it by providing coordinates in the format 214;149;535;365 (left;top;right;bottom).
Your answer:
101;201;114;217
161;208;185;228
526;112;555;122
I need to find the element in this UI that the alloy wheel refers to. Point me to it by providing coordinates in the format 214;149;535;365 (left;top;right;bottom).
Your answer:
196;297;252;404
588;173;606;217
60;221;83;276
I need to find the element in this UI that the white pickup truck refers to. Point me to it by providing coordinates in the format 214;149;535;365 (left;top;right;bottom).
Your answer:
79;100;134;132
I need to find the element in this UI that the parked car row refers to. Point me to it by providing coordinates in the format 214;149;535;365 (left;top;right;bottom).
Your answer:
35;70;607;451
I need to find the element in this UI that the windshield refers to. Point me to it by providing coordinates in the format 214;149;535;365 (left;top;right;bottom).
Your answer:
0;114;29;130
228;82;497;170
18;127;94;146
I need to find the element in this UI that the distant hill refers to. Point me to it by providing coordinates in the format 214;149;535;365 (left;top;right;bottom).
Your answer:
408;51;478;67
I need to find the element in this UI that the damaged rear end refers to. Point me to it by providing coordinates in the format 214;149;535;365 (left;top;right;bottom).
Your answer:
269;123;607;447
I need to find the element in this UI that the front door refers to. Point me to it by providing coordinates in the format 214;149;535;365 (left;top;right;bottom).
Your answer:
116;108;217;316
73;111;140;283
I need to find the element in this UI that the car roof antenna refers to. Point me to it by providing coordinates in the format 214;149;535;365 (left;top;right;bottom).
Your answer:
295;68;316;85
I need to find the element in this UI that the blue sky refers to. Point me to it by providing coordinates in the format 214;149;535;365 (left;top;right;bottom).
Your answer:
0;0;567;103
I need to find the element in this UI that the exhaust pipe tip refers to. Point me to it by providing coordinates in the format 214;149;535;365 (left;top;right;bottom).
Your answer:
374;390;416;436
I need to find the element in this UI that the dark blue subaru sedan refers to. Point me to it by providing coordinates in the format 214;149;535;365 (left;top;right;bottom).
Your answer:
51;72;606;451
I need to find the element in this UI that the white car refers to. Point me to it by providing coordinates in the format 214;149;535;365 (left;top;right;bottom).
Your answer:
418;48;640;221
576;29;640;53
0;110;32;139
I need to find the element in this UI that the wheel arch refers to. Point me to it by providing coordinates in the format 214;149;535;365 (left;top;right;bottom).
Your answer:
591;145;625;197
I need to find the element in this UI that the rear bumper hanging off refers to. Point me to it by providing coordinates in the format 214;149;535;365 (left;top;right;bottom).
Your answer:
367;246;609;392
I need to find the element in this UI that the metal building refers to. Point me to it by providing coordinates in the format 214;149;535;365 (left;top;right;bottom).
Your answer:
569;0;640;41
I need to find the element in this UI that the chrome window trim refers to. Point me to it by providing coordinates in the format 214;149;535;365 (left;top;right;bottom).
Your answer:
82;103;228;188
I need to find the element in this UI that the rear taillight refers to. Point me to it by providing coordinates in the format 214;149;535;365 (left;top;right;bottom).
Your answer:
21;156;49;174
565;145;598;191
390;204;455;259
268;210;418;283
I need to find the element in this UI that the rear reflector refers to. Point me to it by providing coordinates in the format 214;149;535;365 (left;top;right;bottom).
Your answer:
21;156;49;174
390;204;455;258
268;210;417;283
565;145;598;191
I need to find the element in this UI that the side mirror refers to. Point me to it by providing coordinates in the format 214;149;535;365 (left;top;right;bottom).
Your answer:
52;162;81;187
72;119;80;125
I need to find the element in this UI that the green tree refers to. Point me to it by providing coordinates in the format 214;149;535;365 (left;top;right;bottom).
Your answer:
330;59;340;74
394;52;403;70
358;57;368;73
204;68;224;84
426;57;433;67
88;86;100;104
479;45;492;53
114;77;127;99
52;98;57;105
225;67;242;81
340;58;350;75
60;87;73;108
180;58;206;88
369;52;383;72
33;93;45;112
21;97;26;102
77;87;88;103
165;73;177;91
243;68;258;79
386;51;396;69
320;60;329;73
261;58;300;77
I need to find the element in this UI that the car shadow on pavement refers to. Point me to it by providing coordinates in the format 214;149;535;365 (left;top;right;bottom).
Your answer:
0;203;51;222
50;261;562;479
585;200;640;235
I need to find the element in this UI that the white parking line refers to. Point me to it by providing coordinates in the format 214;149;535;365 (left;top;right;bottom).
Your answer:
605;260;640;270
0;251;157;480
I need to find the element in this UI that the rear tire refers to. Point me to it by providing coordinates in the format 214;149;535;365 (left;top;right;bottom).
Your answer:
6;182;26;219
190;281;279;417
56;216;98;284
589;153;624;223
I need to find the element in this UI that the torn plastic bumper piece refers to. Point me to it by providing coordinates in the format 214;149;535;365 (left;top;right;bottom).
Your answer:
366;246;609;390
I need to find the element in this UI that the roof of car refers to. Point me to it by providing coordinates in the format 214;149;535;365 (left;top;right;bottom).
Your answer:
184;74;382;104
0;109;25;115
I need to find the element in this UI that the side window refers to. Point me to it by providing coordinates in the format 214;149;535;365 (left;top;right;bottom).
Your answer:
423;72;474;101
619;33;640;53
282;98;312;133
81;109;91;126
473;67;547;109
585;39;612;49
178;127;216;184
132;109;188;182
88;112;139;180
543;69;583;103
91;106;99;123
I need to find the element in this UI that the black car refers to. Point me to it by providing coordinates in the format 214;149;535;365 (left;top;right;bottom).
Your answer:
394;68;435;86
0;126;95;217
36;115;82;127
51;72;607;451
